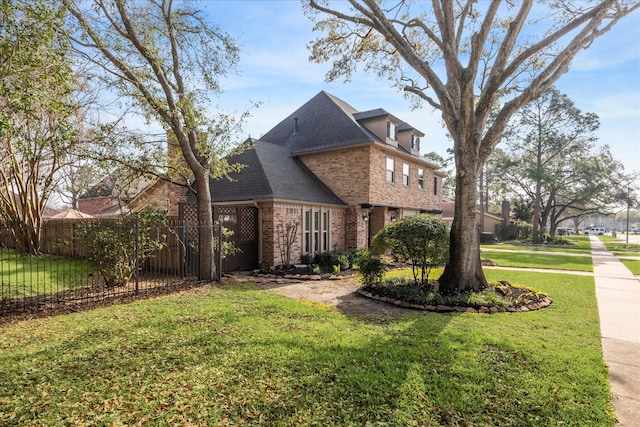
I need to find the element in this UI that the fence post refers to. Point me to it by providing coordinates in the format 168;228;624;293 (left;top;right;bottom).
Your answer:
135;215;140;295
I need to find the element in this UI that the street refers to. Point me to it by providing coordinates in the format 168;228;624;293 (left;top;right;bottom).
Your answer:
618;232;640;245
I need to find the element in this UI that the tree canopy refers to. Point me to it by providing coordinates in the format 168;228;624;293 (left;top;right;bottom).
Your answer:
305;0;640;292
496;87;625;238
63;0;248;280
0;0;76;253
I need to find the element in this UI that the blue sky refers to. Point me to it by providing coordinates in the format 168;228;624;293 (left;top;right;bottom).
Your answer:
201;1;640;175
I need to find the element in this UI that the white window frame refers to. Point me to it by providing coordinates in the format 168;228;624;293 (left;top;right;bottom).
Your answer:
418;168;424;190
386;157;395;182
411;134;420;151
303;208;330;254
387;121;397;141
402;163;410;186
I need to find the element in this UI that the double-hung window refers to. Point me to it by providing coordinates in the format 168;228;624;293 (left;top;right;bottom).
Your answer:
418;168;424;189
411;135;420;151
386;157;395;182
402;163;410;186
387;121;397;140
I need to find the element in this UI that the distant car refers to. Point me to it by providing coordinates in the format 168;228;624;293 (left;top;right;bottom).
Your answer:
557;227;576;235
631;227;640;233
584;227;605;235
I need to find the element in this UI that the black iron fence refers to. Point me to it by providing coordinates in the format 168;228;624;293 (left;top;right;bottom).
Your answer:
0;218;210;320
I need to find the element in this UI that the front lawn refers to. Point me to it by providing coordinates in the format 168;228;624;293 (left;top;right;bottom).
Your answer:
620;259;640;276
482;236;592;254
481;250;593;272
0;271;613;426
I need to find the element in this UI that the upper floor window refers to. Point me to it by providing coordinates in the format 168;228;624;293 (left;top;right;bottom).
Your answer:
433;176;439;195
411;135;420;151
386;157;395;182
387;121;397;141
402;163;410;186
418;168;424;189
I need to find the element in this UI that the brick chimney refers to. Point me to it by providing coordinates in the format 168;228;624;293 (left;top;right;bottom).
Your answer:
501;200;511;223
165;130;191;215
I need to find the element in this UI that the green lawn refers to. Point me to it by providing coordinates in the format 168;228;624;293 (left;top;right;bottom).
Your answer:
0;270;613;426
481;250;593;272
598;235;640;257
0;250;97;298
620;259;640;276
482;236;593;254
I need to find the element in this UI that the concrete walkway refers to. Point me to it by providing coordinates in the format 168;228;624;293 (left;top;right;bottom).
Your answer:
590;236;640;426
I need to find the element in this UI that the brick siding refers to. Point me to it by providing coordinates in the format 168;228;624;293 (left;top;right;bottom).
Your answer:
259;202;347;267
300;145;438;211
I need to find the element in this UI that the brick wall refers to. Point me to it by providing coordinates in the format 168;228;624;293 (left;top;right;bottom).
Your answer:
299;146;371;205
78;197;112;215
259;202;347;267
300;145;439;211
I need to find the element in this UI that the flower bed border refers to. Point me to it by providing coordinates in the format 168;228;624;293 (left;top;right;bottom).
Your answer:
356;289;553;314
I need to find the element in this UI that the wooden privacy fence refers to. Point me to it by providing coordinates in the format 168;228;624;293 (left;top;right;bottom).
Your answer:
0;218;214;320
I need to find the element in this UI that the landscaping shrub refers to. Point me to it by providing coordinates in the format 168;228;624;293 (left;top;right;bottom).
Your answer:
312;250;353;270
355;250;385;286
76;209;167;287
371;214;448;285
495;223;532;241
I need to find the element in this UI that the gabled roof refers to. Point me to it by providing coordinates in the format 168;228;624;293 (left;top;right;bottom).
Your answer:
188;140;345;206
79;172;151;201
260;91;382;154
397;122;425;136
260;91;428;157
353;108;402;124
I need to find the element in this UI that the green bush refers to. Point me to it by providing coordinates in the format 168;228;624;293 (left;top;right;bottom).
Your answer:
355;250;385;286
312;250;353;270
299;253;313;265
76;209;167;287
495;223;532;241
371;214;448;286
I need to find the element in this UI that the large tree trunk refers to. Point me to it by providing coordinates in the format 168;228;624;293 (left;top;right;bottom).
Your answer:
438;159;487;294
194;171;215;282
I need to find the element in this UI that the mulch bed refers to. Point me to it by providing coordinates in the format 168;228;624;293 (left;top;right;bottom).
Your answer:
358;281;552;314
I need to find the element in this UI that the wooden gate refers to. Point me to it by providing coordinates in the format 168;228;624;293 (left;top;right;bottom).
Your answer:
178;204;260;274
214;206;259;272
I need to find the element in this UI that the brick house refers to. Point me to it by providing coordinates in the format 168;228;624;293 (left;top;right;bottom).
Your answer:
181;91;446;270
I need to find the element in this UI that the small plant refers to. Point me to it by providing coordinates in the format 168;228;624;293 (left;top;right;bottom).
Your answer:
332;264;340;273
276;221;298;267
300;253;313;264
312;265;321;275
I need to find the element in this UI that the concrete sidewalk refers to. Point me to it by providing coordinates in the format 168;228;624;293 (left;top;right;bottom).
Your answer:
590;236;640;425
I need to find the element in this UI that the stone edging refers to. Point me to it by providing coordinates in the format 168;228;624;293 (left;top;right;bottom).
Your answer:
251;272;357;281
356;289;553;314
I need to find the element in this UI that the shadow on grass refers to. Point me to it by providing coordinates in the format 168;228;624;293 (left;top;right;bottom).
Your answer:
0;277;613;426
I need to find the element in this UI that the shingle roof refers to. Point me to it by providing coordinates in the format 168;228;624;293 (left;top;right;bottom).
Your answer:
187;140;345;206
260;91;382;154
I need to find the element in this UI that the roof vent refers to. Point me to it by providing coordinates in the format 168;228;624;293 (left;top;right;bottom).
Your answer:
293;117;299;135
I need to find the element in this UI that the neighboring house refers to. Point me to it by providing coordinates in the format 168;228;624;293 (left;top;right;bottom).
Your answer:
441;198;509;235
0;191;60;221
78;173;156;217
181;91;446;270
